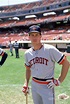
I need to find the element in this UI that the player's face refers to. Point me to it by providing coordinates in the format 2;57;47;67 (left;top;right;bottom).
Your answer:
29;32;41;44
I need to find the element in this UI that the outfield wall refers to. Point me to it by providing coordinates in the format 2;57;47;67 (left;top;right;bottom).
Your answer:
17;40;70;52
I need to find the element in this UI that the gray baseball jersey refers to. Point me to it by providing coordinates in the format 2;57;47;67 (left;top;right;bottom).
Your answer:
24;44;65;104
24;44;65;79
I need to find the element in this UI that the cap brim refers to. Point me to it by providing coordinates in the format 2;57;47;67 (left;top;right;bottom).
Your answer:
29;31;40;34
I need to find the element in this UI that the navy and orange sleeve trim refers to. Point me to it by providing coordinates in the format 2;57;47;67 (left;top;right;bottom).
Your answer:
58;55;66;65
0;51;4;56
0;52;8;66
25;64;31;70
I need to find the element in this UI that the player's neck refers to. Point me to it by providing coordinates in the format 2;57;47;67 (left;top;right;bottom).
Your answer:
33;43;42;50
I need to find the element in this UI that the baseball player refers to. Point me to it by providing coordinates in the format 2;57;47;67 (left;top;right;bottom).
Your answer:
8;40;13;56
22;25;69;104
14;40;19;58
0;48;8;66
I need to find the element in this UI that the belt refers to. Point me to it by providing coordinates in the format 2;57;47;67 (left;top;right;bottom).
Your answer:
32;77;53;84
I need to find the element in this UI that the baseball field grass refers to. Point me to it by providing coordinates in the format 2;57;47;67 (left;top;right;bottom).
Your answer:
0;49;70;104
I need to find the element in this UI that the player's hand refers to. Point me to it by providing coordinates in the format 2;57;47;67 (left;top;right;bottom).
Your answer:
22;83;29;96
47;79;60;89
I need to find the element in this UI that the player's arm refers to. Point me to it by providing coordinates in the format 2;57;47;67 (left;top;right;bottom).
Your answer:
26;67;31;86
47;56;69;89
58;57;69;83
48;47;70;89
50;46;70;83
22;65;31;95
0;51;8;66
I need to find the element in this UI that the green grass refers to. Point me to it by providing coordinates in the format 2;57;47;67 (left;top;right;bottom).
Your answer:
0;49;70;104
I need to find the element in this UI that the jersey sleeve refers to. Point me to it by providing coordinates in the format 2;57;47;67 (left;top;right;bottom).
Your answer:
0;48;4;56
0;52;8;66
49;46;66;65
24;52;31;69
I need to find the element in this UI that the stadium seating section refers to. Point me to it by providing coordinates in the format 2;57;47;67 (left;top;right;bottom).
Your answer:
0;0;70;47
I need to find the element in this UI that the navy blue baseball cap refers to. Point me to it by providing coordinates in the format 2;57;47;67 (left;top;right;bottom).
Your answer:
29;25;41;35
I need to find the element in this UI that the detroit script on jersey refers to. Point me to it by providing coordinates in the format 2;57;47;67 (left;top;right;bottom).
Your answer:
24;44;65;78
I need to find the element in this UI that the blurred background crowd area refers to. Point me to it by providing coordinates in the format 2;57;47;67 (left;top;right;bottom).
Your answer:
0;0;70;49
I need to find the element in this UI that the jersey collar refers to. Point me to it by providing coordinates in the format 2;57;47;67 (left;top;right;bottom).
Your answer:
32;44;43;51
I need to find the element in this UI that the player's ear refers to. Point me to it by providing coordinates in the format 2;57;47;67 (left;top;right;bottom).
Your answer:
28;33;30;36
28;35;31;40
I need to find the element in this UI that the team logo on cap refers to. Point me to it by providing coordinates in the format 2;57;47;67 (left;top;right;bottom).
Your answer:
32;27;36;31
